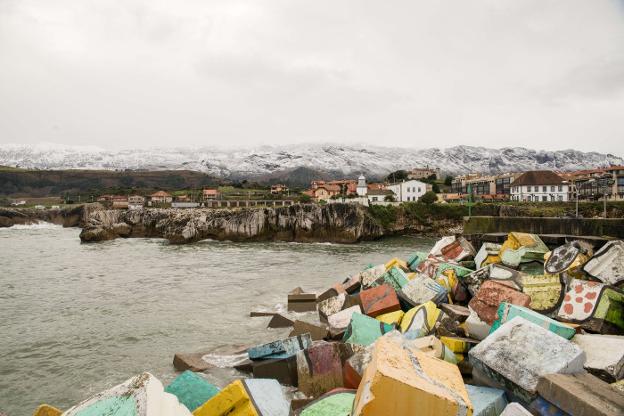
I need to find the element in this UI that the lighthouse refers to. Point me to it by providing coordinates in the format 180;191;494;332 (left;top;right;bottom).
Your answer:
357;174;368;196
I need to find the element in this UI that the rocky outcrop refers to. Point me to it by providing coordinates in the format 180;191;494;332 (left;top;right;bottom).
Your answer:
0;203;102;228
79;203;385;244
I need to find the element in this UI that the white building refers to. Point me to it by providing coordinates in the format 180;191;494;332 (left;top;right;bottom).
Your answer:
510;171;569;202
356;174;368;196
386;180;429;202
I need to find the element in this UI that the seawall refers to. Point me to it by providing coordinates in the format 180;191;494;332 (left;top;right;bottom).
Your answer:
464;216;624;238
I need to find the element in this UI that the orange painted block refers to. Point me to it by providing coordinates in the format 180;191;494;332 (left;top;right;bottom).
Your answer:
468;280;531;326
359;284;401;318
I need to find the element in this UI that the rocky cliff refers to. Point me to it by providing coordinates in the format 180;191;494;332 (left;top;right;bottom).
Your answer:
79;203;385;244
0;204;101;228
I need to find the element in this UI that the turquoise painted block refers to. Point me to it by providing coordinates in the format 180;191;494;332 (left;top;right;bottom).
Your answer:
407;252;428;272
466;384;508;416
165;371;219;412
490;302;576;340
248;333;312;360
375;266;409;291
343;312;394;346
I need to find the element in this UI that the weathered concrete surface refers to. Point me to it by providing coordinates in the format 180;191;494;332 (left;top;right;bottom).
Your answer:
536;373;624;416
252;355;298;386
297;390;356;416
469;317;586;404
499;403;532;416
328;305;362;338
465;384;508;416
464;216;624;239
289;320;330;341
194;379;289;416
296;342;344;398
468;281;531;326
164;371;219;412
491;303;576;340
359;285;400;317
247;333;312;360
342;313;394;347
79;203;385;244
572;334;624;382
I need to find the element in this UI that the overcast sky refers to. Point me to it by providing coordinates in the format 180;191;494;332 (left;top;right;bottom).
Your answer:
1;0;624;155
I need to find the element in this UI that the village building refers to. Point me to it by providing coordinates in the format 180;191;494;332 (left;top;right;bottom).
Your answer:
202;189;220;200
96;194;115;202
111;195;129;209
309;184;341;202
408;166;440;180
451;172;520;197
366;189;395;203
510;170;569;202
150;191;173;204
128;195;145;210
437;193;465;203
563;166;624;201
386;179;430;202
270;184;289;194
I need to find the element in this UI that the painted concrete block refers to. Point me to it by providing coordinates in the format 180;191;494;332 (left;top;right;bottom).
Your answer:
318;293;347;321
572;334;624;382
328;305;362;338
33;405;62;416
407;335;457;364
474;243;502;269
612;379;624;393
352;334;473;416
520;274;564;313
407;251;428;272
385;257;409;272
165;371;220;412
247;333;312;360
317;283;346;303
62;372;191;416
439;303;470;322
343;348;373;389
468;280;531;326
584;240;624;285
399;301;442;340
491;302;576;340
297;389;356;416
173;352;214;372
463;307;492;341
341;274;362;294
438;236;476;262
252;355;298;386
544;241;592;276
342;313;394;346
359;284;400;317
557;279;624;333
499;232;549;268
359;264;387;289
296;341;344;398
398;275;447;307
440;336;479;354
288;293;318;312
428;235;457;257
289;320;329;341
463;264;524;297
469;317;586;404
465;385;508;416
528;397;569;416
375;310;404;326
267;313;295;329
499;403;532;416
373;266;409;291
193;379;289;416
536;372;624;416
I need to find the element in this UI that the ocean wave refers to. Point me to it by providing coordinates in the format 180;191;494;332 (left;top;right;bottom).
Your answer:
0;222;62;230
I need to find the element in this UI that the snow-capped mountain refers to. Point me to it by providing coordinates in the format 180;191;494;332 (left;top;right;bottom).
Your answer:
0;143;621;178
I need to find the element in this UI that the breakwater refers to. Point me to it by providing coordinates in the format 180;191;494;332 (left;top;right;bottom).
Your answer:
464;215;624;238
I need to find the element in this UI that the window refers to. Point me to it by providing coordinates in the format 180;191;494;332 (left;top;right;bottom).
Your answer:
526;186;531;192
527;195;532;201
542;196;548;201
558;185;563;192
418;187;421;192
550;195;555;201
372;197;378;202
551;186;555;192
558;195;563;201
407;187;411;192
542;186;547;192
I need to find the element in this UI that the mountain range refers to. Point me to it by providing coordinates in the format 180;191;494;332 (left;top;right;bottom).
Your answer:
1;143;622;182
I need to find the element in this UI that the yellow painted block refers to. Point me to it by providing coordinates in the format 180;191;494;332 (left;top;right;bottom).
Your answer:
193;380;258;416
385;258;408;272
376;310;404;326
520;274;563;311
406;272;417;280
454;353;464;363
352;335;473;416
33;405;62;416
400;302;441;337
440;336;470;353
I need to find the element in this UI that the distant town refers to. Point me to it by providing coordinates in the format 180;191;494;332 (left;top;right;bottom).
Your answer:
5;165;624;210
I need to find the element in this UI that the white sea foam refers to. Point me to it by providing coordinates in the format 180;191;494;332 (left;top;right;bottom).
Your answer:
0;221;61;230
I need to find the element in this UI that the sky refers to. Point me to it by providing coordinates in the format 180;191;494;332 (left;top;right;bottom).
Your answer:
1;0;624;155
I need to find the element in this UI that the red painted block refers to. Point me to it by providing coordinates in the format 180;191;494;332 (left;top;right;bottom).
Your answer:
296;341;344;398
468;280;531;326
359;284;401;318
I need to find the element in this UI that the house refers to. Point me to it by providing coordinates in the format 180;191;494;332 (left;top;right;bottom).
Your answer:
367;189;395;203
202;189;220;200
112;195;129;209
270;184;289;194
96;194;115;202
311;179;357;195
386;179;429;202
510;171;569;202
128;195;145;210
452;172;521;196
310;184;341;202
565;166;624;201
408;167;440;180
437;193;465;203
176;194;191;202
150;191;173;204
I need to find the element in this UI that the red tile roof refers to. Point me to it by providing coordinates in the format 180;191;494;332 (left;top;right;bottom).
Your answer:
511;171;564;186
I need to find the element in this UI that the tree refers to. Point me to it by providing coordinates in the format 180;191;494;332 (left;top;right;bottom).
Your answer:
444;176;453;186
384;194;396;202
385;170;408;183
298;194;312;203
431;183;440;193
419;191;437;204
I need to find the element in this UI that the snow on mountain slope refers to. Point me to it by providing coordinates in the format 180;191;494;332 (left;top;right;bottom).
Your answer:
0;143;621;178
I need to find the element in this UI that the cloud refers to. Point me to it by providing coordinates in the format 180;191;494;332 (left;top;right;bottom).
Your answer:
0;0;623;155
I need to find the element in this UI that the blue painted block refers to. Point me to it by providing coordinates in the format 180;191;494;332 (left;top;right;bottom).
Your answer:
165;370;220;412
248;333;312;360
466;384;508;416
529;397;570;416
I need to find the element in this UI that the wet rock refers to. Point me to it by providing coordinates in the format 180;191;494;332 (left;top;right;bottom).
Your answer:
536;373;624;416
193;379;289;416
469;317;586;404
164;371;220;412
173;351;214;372
290;320;330;341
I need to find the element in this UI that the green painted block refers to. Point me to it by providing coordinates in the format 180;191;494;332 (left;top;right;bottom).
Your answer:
165;370;220;412
437;262;473;278
490;303;576;340
343;312;394;346
407;252;428;272
299;390;355;416
375;266;409;291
